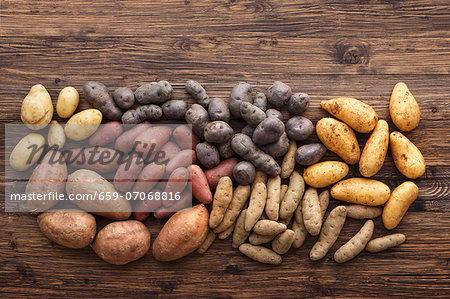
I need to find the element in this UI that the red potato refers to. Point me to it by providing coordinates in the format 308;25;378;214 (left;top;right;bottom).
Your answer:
173;124;200;150
132;162;166;194
115;121;151;153
205;158;239;189
114;153;145;192
64;147;121;173
159;141;181;161
134;126;173;158
189;165;212;204
154;189;192;219
89;121;123;147
153;204;209;261
166;149;196;174
133;188;163;221
163;167;190;207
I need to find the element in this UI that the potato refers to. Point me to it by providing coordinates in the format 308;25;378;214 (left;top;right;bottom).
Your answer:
153;189;192;219
241;125;255;137
359;120;389;177
331;178;390;206
252;117;285;145
134;126;173;157
185;80;210;107
153;204;209;261
302;188;322;236
253;220;287;236
253;92;267;111
162;100;188;119
218;140;235;159
65;147;121;174
37;210;96;249
390;131;425;179
249;232;277;245
278;213;293;226
240;102;266;127
383;181;418;230
232;209;250;248
196;142;220;169
47;120;66;149
163;167;189;207
133;187;163;221
229;82;252;118
209;177;233;229
26;150;67;211
260;132;290;158
65;109;102;141
83;82;122;120
21;84;53;130
213;185;251;233
217;225;234;240
320;97;378;133
281;141;297;179
204;121;234;144
9;133;45;171
288;93;309;115
319;190;329;219
265;108;283;121
185;104;210;139
205;158;239;189
272;229;295;255
366;233;406;253
390;82;420;132
239;243;282;265
232;161;256;186
292;218;307;249
197;230;216;254
345;204;382;219
132;162;165;195
244;182;267;231
115;122;151;153
316;118;360;165
135;81;173;104
173;124;200;150
310;206;347;261
56;86;79;118
93;220;150;265
122;104;163;124
265;175;281;221
279;171;305;220
66;169;131;220
285;116;314;142
208;97;230;122
334;220;374;263
280;184;288;199
252;170;268;188
303;161;349;188
89;121;123;147
114;154;144;192
112;87;135;109
166;149;196;174
156;141;180;162
295;143;327;166
266;81;292;108
190;165;213;204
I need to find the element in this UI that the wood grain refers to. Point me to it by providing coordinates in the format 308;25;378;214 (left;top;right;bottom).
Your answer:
0;0;449;298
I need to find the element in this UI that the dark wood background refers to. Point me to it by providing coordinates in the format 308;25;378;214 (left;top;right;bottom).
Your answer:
1;0;449;298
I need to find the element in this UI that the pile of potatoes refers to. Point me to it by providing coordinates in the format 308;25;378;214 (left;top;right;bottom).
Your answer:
11;79;424;265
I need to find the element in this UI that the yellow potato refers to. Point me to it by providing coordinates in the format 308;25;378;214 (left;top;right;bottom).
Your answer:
57;86;79;118
209;176;233;229
303;161;348;188
316;118;360;165
47;120;66;149
21;84;53;130
9;133;45;171
331;178;391;206
64;109;102;141
390;131;425;179
383;181;418;230
389;82;420;132
359;120;389;177
320;97;378;133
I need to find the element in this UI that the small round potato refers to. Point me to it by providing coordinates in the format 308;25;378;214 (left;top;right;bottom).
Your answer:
260;132;290;158
288;93;309;115
196;142;220;169
47;120;66;149
252;117;285;145
185;104;210;139
229;82;252;118
9;133;45;171
208;98;230;122
21;84;53;130
266;108;283;121
303;161;349;188
285;116;314;142
266;81;292;107
65;109;102;141
295;143;327;166
56;86;79;118
112;87;135;109
204;121;234;144
162;100;188;119
240;102;266;127
233;161;256;185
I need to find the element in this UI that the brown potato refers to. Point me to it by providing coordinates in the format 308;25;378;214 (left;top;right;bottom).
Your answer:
382;181;419;230
303;161;348;188
331;178;391;206
359;120;389;177
239;243;282;265
389;82;420;132
390;131;425;179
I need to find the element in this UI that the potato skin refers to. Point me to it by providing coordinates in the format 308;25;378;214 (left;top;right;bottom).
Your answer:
190;165;213;204
260;132;290;158
288;93;309;115
302;188;322;236
65;109;102;141
135;81;173;105
389;82;420;132
253;92;267;111
21;84;53;130
252;117;285;145
205;158;239;189
229;82;252;118
345;205;382;219
89;121;123;147
331;178;391;206
9;133;45;171
93;220;150;265
153;204;209;261
121;104;163;124
208;98;230;122
48;120;66;149
162;100;188;119
240;102;266;127
239;243;282;265
209;177;233;229
285;116;314;142
390;131;425;179
303;161;349;188
265;108;283;121
84;81;122;120
115;122;151;153
185;80;210;108
382;181;418;230
366;233;406;253
57;86;79;118
316;117;360;165
185;104;210;139
112;87;135;110
281;140;297;179
279;171;305;220
334;220;374;263
204;121;234;144
37;210;96;249
295;143;327;166
233;161;256;186
266;81;292;108
196;142;220;169
359;120;389;177
320;97;378;133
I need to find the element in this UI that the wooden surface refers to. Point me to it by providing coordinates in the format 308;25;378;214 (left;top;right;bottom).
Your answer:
1;0;449;298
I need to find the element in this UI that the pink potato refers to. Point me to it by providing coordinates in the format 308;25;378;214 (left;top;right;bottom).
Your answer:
134;126;173;158
153;189;192;219
189;164;212;204
133;188;163;222
89;121;123;147
163;167;190;207
172;124;200;150
64;147;121;173
114;153;145;192
205;158;238;189
165;149;196;174
115;121;151;153
132;162;166;194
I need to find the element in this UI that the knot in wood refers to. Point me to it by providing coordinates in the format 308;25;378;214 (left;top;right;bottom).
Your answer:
333;39;370;65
